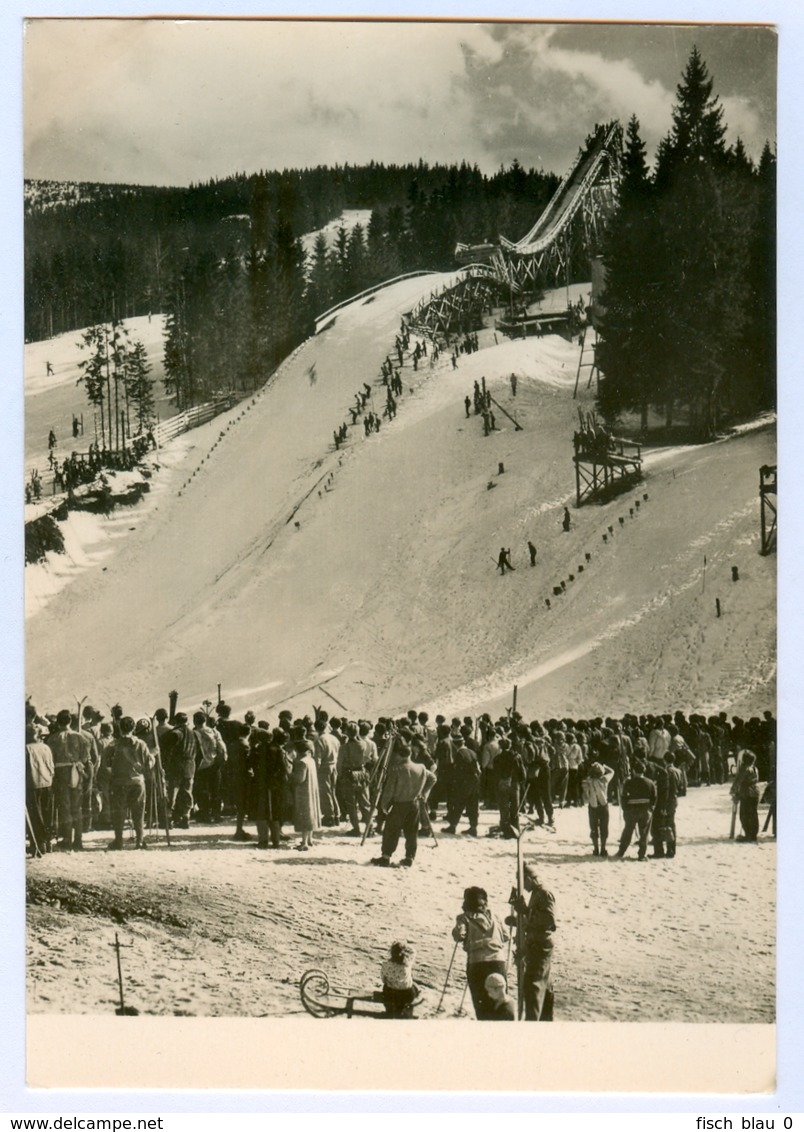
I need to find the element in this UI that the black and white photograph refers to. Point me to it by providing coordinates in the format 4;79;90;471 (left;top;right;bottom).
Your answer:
17;13;786;1095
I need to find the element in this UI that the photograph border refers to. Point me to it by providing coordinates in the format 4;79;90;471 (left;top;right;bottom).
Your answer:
5;0;801;1114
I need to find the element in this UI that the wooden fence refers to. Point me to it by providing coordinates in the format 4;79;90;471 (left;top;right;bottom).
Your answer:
154;394;237;446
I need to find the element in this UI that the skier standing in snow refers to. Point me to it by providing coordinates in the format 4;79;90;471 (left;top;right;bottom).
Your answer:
509;864;556;1021
26;720;53;856
312;717;340;826
497;547;515;575
731;750;760;842
337;722;372;836
160;712;199;831
108;715;153;851
217;704;252;841
580;761;614;856
371;739;435;868
429;722;455;822
452;886;509;1020
250;726;291;849
494;737;526;839
615;758;657;860
47;708;92;851
193;710;227;823
529;738;555;829
443;734;481;836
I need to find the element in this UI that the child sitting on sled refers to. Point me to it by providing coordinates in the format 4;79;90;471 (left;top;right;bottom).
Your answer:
379;940;419;1018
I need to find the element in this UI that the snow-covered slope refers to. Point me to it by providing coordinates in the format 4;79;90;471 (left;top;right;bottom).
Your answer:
300;208;373;262
25;273;776;724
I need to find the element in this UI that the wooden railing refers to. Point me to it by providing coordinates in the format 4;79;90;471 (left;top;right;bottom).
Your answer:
314;271;436;332
154;394;237;445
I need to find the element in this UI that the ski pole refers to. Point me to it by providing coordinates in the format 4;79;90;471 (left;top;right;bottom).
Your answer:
113;932;126;1014
150;716;171;847
516;828;526;1019
26;805;41;858
361;735;394;846
506;885;517;971
436;938;460;1014
762;798;775;833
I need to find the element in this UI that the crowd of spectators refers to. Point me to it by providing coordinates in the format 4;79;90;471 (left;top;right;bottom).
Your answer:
25;697;775;858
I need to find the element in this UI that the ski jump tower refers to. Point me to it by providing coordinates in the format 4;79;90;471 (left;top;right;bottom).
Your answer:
493;121;623;295
407;122;622;338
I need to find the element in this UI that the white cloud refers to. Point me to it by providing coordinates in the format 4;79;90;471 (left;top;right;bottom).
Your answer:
23;19;775;185
26;20;499;182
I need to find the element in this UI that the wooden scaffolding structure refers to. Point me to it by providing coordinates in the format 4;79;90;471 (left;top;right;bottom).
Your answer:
573;324;600;397
406;265;514;339
494;122;622;296
759;464;777;556
573;424;643;507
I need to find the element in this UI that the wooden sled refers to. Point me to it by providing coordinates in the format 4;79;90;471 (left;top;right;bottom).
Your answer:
299;968;422;1019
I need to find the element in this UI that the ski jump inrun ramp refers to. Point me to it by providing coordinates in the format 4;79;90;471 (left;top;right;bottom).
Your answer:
412;121;623;335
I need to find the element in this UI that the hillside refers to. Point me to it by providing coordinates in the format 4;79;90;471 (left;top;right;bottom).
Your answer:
25;275;776;1080
25;272;776;724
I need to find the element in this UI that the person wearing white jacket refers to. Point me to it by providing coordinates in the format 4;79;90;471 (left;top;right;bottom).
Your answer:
581;761;615;857
452;886;509;1020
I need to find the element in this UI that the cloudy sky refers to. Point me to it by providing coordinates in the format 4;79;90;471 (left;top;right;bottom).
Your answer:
23;19;776;186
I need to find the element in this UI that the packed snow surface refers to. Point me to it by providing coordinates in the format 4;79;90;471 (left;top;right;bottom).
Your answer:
26;273;776;726
27;785;774;1024
25;273;776;1042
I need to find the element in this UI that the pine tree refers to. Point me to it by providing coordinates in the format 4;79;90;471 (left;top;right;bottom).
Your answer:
76;324;110;449
598;49;774;439
654;50;744;434
597;116;663;429
243;243;270;390
108;319;131;450
162;267;195;410
123;339;155;434
345;224;367;294
268;216;308;368
733;142;776;416
76;320;131;450
657;45;727;177
307;231;333;317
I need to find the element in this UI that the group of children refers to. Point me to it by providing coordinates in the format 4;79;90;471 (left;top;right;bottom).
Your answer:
378;870;555;1022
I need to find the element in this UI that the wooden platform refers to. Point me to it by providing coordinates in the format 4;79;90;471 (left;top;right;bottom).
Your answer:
497;311;573;339
759;464;776;556
573;430;643;506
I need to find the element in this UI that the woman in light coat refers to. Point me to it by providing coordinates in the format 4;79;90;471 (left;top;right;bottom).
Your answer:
291;740;322;850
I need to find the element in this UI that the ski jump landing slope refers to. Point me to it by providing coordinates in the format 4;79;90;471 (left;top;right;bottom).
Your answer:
25;273;776;723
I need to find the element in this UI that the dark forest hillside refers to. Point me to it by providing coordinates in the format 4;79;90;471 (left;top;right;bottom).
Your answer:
24;161;559;344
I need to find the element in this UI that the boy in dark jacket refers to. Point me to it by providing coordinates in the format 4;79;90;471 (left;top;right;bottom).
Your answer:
615;759;657;860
